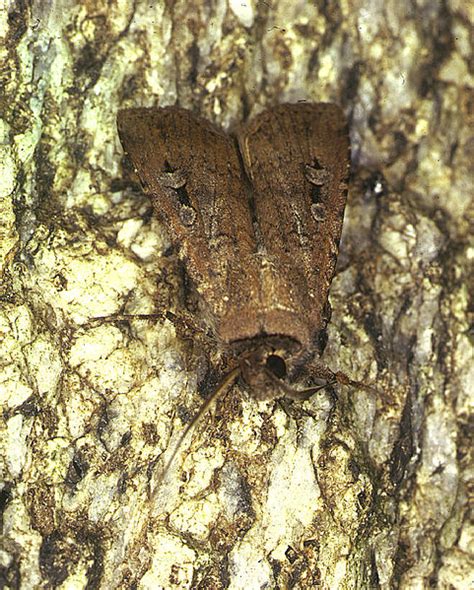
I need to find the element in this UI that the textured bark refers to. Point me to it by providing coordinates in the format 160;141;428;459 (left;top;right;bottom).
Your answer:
0;1;471;589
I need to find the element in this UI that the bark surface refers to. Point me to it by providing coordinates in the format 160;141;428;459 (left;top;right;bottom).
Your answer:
0;1;472;588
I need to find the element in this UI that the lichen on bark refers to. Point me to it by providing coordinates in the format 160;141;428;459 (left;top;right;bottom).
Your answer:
0;1;472;589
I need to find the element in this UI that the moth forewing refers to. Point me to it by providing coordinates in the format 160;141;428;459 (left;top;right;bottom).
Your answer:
117;107;262;341
237;103;350;351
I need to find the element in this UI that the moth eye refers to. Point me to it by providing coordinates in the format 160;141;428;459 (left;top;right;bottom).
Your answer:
265;354;287;379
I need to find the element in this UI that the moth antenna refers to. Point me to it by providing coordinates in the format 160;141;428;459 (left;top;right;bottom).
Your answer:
153;367;240;494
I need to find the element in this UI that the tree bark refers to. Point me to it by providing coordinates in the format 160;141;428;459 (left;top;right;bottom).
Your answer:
0;1;471;588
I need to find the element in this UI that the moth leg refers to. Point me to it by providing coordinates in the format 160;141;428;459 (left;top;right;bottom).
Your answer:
163;310;213;341
276;398;298;422
87;308;211;340
276;383;333;423
309;363;379;396
283;381;334;402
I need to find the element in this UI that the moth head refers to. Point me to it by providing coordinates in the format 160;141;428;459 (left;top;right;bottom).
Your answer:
239;348;288;401
238;340;325;402
155;339;330;488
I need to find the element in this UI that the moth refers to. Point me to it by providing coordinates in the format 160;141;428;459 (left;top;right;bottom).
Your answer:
117;104;351;471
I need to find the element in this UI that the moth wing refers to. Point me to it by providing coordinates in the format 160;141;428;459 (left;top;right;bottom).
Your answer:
238;103;350;343
117;107;262;339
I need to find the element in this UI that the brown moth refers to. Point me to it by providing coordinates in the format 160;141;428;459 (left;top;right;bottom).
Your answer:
117;104;351;474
